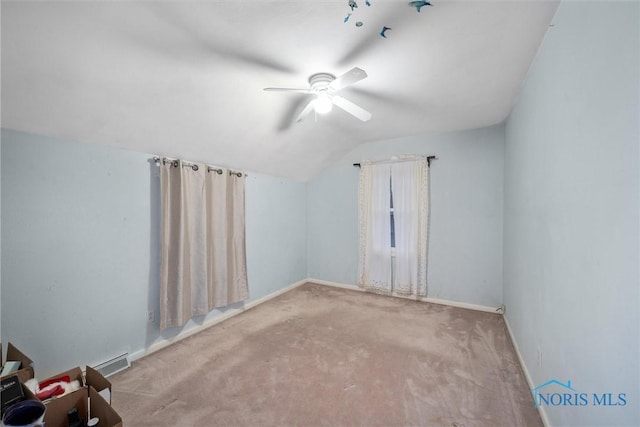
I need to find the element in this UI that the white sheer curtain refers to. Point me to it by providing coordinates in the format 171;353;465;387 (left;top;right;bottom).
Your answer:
160;160;248;330
358;163;392;293
391;158;429;296
358;157;429;297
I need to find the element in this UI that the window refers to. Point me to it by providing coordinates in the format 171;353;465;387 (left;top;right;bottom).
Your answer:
358;158;429;296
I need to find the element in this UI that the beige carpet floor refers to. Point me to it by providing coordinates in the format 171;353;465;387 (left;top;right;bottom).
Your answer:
111;283;541;426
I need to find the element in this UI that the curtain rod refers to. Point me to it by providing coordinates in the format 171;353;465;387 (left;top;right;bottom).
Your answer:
153;156;247;177
353;155;437;168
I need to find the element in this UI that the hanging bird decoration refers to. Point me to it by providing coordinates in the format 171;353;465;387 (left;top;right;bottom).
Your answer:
408;1;433;12
340;0;379;34
380;26;391;38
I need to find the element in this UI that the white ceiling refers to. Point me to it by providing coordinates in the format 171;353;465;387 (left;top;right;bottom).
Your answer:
1;0;558;180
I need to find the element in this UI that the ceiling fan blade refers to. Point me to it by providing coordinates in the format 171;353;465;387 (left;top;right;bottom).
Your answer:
264;87;312;93
296;100;316;123
277;94;309;132
332;95;372;122
329;67;368;91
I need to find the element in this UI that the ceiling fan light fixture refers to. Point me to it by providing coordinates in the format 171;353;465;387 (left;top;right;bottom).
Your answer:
265;68;370;123
313;92;333;114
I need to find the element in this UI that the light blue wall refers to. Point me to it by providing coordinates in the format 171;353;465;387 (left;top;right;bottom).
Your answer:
245;174;307;297
1;129;307;377
503;2;639;426
308;126;505;308
0;138;2;345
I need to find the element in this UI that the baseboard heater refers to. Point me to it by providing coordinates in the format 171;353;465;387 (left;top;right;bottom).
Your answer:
92;353;130;378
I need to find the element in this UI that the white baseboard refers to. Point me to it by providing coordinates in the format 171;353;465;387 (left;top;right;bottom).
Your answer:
308;278;500;314
503;315;551;427
308;278;359;291
129;278;308;363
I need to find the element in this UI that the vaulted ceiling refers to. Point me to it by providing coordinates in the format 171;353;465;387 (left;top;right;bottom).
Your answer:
1;0;558;180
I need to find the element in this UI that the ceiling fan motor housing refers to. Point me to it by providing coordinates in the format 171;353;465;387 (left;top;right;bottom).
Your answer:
309;73;336;92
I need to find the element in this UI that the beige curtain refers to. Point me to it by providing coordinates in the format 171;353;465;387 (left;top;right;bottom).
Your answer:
160;160;248;330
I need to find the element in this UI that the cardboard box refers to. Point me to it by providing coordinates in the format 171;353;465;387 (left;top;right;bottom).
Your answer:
42;386;122;427
44;386;89;427
0;342;35;384
38;365;112;403
86;365;112;405
39;366;121;427
89;385;122;427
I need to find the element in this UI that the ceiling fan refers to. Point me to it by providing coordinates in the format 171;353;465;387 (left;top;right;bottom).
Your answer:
264;67;372;123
